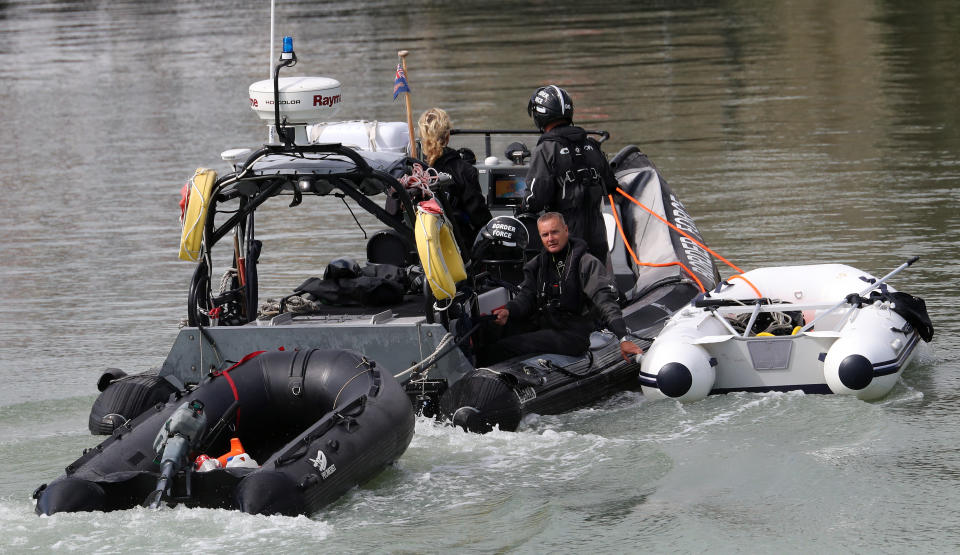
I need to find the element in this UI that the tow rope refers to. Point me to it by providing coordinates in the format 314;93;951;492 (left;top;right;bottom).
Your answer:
393;316;494;380
394;332;456;379
608;193;705;293
611;187;762;298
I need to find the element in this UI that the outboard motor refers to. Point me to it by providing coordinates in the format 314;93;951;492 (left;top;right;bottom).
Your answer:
144;400;208;508
471;216;529;284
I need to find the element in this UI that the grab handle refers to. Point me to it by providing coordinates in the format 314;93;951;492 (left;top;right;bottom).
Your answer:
798;256;919;333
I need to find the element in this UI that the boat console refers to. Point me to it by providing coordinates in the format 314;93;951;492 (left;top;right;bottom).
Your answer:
477;163;528;208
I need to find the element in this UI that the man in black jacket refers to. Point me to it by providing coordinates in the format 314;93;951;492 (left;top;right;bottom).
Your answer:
523;85;618;263
478;212;642;366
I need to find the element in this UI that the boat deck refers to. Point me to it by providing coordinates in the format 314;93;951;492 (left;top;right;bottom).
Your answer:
253;294;429;326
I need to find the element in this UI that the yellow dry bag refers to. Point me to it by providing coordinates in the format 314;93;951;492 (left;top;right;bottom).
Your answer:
414;199;466;300
178;168;217;262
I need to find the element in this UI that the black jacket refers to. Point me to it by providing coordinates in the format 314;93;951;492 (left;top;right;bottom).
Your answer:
433;147;492;247
523;125;618;262
505;237;628;340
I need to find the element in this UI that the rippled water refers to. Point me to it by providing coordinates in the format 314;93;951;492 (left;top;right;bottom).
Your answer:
1;0;958;552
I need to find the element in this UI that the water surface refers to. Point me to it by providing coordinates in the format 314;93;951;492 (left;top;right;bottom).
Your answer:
1;0;958;551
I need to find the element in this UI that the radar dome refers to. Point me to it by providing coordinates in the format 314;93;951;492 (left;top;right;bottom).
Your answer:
248;76;342;124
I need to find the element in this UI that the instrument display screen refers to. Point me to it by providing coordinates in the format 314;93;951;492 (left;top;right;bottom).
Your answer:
491;174;527;206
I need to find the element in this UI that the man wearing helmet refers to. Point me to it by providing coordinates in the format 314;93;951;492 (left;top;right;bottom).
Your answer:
523;85;618;263
477;212;642;365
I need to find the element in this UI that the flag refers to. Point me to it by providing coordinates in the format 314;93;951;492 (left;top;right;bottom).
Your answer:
393;62;410;100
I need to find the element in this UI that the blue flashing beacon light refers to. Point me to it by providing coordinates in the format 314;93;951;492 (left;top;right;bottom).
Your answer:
280;36;294;60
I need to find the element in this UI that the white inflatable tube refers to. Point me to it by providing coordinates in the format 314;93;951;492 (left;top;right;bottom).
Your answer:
640;340;716;402
823;303;916;400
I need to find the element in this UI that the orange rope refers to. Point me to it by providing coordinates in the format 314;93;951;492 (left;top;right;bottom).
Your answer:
608;194;706;293
613;187;763;298
616;187;744;274
727;274;763;298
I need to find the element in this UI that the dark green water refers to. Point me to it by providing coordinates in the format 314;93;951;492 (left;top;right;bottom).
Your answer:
1;0;958;551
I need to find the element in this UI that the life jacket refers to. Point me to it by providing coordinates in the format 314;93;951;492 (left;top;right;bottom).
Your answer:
539;134;605;213
535;239;589;317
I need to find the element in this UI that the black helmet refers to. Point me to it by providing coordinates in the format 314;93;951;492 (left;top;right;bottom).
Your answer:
527;85;573;131
324;257;361;280
472;216;529;262
457;147;477;165
504;141;530;165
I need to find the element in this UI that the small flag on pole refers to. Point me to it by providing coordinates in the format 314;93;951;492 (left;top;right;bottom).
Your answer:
393;62;410;100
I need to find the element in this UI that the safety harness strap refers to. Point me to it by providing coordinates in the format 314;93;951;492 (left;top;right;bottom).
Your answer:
211;350;266;431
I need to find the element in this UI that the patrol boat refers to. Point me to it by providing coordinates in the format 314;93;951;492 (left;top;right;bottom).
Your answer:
34;37;721;514
78;36;716;439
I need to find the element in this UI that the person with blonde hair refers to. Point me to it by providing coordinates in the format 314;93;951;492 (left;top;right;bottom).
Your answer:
417;108;491;250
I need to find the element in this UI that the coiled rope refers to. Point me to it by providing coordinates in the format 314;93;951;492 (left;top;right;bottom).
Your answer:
399;163;440;198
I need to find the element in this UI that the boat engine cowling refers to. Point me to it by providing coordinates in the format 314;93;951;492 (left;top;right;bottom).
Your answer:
88;370;179;435
439;369;523;433
640;341;715;402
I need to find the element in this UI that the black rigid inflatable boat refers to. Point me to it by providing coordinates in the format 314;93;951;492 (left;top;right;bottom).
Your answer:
33;35;719;518
34;349;414;516
435;146;718;432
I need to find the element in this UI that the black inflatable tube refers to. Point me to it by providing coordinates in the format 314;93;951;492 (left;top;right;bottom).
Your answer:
35;349;414;516
438;276;700;434
439;349;641;434
88;370;178;435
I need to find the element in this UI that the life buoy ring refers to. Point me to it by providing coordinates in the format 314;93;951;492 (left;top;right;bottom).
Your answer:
178;168;217;262
414;199;466;300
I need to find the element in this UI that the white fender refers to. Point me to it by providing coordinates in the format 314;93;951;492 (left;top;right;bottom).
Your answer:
640;340;716;403
823;305;906;400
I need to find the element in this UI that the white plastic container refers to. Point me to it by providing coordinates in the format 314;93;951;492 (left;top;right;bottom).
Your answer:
198;457;222;472
225;453;259;468
307;120;410;153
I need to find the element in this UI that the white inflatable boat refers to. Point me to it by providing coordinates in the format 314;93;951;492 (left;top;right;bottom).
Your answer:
639;258;933;402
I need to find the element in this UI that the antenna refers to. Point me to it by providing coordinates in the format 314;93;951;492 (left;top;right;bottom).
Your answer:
273;36;298;146
269;0;275;79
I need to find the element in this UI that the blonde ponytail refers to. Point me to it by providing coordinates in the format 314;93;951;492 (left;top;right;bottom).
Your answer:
417;108;452;165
